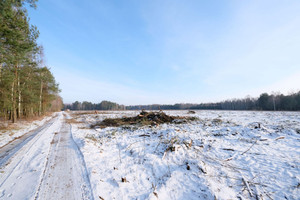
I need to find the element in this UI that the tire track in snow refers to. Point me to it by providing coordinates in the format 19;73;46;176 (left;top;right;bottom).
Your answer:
35;118;94;200
0;117;57;187
0;114;62;199
33;129;60;200
0;116;57;168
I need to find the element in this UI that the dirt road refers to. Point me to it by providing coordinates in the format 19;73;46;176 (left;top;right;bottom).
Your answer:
0;112;94;200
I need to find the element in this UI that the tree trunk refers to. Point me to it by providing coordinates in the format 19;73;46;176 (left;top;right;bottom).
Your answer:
0;54;3;82
4;109;7;121
0;62;2;83
39;81;43;116
18;76;21;118
11;65;18;123
11;81;16;123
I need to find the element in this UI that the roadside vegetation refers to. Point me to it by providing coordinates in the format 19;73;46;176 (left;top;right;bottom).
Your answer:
0;0;62;123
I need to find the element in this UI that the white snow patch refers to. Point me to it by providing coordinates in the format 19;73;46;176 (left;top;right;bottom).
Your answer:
0;113;56;148
71;110;300;200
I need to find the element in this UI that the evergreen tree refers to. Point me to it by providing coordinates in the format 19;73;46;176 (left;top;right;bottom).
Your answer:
0;0;62;122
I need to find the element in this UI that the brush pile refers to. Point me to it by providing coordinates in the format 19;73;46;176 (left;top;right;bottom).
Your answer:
91;110;197;128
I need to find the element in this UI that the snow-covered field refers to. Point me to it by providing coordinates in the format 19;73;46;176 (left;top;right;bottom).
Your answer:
71;110;300;200
0;110;299;200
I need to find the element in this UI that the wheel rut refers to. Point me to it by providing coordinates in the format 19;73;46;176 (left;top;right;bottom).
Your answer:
35;118;94;200
0;116;56;168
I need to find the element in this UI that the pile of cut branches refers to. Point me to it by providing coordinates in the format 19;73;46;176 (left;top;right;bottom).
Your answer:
91;111;197;128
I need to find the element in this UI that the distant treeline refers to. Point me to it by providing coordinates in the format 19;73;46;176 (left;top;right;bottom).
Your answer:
127;91;300;111
0;0;62;122
64;100;126;111
66;91;300;111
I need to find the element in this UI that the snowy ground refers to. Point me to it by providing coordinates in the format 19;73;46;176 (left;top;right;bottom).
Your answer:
0;113;63;199
0;113;55;148
0;112;93;200
0;110;299;200
70;110;300;200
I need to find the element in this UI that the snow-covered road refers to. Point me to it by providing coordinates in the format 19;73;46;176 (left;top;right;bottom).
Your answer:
0;112;94;200
0;116;57;168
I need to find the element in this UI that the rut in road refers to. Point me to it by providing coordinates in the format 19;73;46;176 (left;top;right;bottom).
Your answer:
0;114;63;199
35;119;94;200
0;116;56;168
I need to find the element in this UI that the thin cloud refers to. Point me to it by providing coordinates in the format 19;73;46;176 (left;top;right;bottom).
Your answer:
30;1;300;104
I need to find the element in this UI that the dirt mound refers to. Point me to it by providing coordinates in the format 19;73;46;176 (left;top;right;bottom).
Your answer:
91;111;197;128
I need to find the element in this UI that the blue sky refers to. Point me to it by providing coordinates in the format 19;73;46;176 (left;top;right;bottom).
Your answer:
28;0;300;105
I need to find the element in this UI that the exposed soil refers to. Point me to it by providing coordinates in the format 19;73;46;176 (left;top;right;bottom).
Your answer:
187;110;196;114
91;111;198;128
